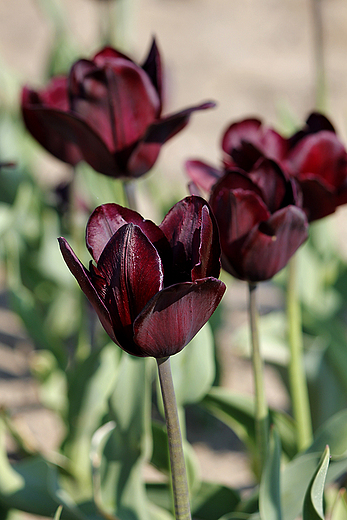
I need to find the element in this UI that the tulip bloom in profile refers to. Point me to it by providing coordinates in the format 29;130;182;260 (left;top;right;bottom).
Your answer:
186;158;308;282
59;196;225;357
285;113;347;222
22;39;214;179
204;113;347;223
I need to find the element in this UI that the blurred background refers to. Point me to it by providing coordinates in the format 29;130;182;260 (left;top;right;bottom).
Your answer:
1;0;347;494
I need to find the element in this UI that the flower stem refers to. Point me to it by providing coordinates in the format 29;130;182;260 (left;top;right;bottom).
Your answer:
248;282;269;477
123;180;137;211
287;256;313;451
156;357;191;520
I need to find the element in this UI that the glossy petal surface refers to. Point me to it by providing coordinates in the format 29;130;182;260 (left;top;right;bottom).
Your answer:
185;159;222;192
58;238;116;342
238;206;308;281
133;279;226;357
69;58;160;152
86;203;167;262
160;196;220;283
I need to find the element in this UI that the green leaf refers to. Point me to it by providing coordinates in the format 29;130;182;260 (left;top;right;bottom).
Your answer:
170;322;215;406
201;388;296;461
146;481;241;520
0;420;83;520
201;388;256;455
331;489;347;520
307;409;347;458
150;421;201;497
63;344;120;488
303;446;330;520
191;481;241;520
99;355;152;520
259;429;282;520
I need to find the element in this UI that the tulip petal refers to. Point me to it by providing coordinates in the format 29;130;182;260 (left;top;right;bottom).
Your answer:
247;159;288;213
288;112;335;149
185;159;222;192
238;206;308;281
22;86;83;166
133;279;226;358
222;118;287;171
210;172;270;245
58;237;116;343
160;196;221;283
297;176;337;222
86;203;170;264
141;38;163;108
286;131;347;189
127;102;216;177
97;223;164;337
69;58;160;153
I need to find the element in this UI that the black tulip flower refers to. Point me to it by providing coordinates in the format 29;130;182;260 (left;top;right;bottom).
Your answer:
187;158;308;282
285;113;347;221
22;39;215;179
59;197;226;358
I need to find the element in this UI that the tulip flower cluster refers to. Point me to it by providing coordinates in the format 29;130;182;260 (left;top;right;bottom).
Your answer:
22;39;214;179
187;112;347;282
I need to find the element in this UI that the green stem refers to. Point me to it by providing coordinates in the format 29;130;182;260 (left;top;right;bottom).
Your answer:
311;0;326;110
157;357;191;520
248;282;269;477
287;256;313;451
123;180;137;211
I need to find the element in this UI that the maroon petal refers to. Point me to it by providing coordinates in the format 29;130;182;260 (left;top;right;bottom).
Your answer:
58;237;116;343
133;279;226;358
86;203;170;263
160;196;221;282
238;206;308;281
185;159;223;192
22;87;83;166
191;204;221;281
141;38;163;110
288;112;336;149
286;131;347;189
222;118;262;156
222;118;287;171
210;172;270;245
69;58;160;153
93;47;133;64
126;102;216;177
297;176;337;222
97;223;164;332
247;158;288;213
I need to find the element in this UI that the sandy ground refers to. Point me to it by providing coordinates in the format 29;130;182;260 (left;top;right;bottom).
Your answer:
0;0;347;493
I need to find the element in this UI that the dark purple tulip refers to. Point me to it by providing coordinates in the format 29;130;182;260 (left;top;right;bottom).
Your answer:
59;197;225;358
285;113;347;221
187;158;308;282
22;39;215;179
221;118;288;172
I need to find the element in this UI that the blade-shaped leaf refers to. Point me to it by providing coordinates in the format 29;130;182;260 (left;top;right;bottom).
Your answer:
170;322;215;407
302;446;330;520
99;355;152;520
259;429;282;520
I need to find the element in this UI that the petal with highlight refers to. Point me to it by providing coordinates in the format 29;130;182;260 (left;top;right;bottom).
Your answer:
58;237;116;343
133;279;226;358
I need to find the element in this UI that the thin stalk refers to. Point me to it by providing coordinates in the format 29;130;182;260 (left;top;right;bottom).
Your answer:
311;0;326;110
287;256;313;451
157;357;191;520
123;180;137;211
248;282;269;477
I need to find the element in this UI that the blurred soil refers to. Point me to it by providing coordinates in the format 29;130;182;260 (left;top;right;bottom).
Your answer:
0;0;347;493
